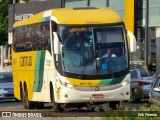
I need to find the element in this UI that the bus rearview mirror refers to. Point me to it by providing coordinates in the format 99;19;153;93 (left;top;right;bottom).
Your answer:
53;32;60;54
127;31;136;53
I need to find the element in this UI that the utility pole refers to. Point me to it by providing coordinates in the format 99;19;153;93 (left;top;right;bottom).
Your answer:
87;0;90;6
145;0;149;66
13;0;16;22
106;0;109;7
13;0;16;4
8;0;16;45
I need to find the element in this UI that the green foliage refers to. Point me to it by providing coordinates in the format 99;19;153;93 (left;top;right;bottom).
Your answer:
100;104;160;119
0;0;12;45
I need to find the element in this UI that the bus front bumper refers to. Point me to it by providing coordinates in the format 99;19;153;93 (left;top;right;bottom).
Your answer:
57;84;130;103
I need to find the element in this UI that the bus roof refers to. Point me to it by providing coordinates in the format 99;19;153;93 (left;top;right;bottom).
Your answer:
13;7;123;28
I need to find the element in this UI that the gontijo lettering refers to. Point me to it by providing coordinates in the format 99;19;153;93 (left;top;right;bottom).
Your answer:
20;56;32;66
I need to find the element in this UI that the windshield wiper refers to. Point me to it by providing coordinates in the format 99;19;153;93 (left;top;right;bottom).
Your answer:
108;69;115;78
78;58;94;79
107;58;115;78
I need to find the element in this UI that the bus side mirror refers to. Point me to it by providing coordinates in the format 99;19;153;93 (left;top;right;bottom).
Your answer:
127;31;136;53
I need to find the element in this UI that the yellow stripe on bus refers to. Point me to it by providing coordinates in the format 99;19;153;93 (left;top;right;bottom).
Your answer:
66;77;101;86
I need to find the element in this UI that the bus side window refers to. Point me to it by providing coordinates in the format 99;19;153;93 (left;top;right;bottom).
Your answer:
14;21;51;53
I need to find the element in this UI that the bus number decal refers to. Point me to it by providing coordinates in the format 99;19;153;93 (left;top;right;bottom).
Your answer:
20;56;32;66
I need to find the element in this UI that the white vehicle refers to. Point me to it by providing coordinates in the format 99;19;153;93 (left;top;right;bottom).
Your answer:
0;72;14;100
130;68;153;102
149;76;160;107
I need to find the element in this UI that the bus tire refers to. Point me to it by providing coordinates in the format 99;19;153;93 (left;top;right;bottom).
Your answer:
109;101;120;110
50;86;61;112
23;88;35;109
20;82;23;102
15;98;20;102
132;89;140;103
36;102;44;109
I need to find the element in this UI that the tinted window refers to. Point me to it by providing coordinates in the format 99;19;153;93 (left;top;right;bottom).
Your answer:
58;25;128;76
139;68;149;77
13;22;51;52
154;78;160;88
0;74;13;83
131;70;137;79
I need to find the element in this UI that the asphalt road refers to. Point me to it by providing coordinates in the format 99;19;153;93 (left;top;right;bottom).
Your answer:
0;99;152;120
0;99;149;112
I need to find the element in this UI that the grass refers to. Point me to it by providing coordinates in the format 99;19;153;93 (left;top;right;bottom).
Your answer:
99;103;160;120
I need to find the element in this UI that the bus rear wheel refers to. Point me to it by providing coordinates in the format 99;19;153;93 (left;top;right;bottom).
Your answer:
36;102;44;109
15;98;20;102
23;88;35;109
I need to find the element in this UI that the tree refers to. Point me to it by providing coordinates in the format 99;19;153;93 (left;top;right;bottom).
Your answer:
0;0;13;45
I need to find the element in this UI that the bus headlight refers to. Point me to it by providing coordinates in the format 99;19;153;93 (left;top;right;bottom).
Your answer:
66;83;74;88
121;80;129;86
59;79;75;89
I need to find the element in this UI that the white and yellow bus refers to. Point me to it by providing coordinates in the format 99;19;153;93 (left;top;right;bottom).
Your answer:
12;7;136;110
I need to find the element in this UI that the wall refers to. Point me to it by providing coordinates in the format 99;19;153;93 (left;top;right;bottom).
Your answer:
8;0;62;31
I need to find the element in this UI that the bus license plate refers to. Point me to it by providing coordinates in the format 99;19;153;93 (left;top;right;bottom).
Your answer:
92;94;104;98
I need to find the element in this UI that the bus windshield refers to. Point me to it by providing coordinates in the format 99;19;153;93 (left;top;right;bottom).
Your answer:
58;25;128;76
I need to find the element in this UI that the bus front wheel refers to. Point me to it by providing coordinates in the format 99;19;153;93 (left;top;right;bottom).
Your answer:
109;101;120;110
50;87;61;112
132;89;140;103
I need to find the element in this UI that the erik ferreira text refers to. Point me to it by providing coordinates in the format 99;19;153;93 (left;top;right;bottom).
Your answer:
138;113;158;117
